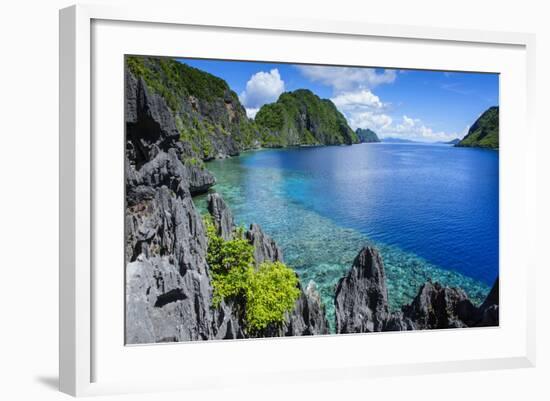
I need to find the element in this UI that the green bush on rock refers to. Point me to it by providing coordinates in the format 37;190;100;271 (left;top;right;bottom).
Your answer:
246;262;300;331
203;216;300;332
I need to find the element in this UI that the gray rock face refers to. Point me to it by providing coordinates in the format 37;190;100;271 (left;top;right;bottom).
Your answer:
126;186;208;276
254;280;330;338
126;255;246;343
334;245;500;333
207;193;235;241
185;163;216;195
125;62;330;343
383;311;416;331
246;223;283;265
284;281;330;336
126;149;215;202
334;246;389;333
125;70;235;344
402;282;473;329
127;59;262;160
126;257;214;343
475;278;499;327
126;74;180;167
401;278;499;330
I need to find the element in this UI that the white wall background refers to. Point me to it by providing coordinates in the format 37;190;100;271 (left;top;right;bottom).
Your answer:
0;0;547;400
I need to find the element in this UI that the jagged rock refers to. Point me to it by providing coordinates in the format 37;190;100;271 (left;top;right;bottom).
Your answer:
475;278;499;327
334;246;389;333
246;223;283;265
285;281;330;335
212;300;246;340
126;149;215;202
333;244;500;333
255;280;330;337
207;193;235;241
126;257;214;343
126;75;180;167
185;163;216;195
384;311;416;331
127;58;258;160
402;282;474;329
480;278;499;310
126;186;208;275
125;57;331;344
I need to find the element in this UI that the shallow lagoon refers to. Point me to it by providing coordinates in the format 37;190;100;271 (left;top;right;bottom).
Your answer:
195;143;498;329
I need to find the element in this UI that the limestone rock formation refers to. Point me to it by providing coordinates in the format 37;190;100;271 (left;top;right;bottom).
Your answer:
284;281;330;336
207;193;235;241
334;246;390;333
126;56;260;160
401;282;474;329
246;223;283;265
334;245;500;334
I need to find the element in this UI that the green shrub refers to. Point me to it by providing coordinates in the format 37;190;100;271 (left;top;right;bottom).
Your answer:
203;215;300;332
204;216;254;306
246;262;300;332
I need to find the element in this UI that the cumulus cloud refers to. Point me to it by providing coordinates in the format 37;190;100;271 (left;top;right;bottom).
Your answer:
296;63;456;142
331;89;384;110
239;69;285;118
379;115;458;142
328;86;456;142
297;65;396;93
347;111;393;131
330;89;393;132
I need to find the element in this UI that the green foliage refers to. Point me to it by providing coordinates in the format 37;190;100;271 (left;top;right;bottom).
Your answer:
457;106;499;149
183;156;205;170
255;89;358;147
126;55;230;111
204;215;255;306
127;55;263;158
355;128;381;143
246;262;301;331
203;215;300;332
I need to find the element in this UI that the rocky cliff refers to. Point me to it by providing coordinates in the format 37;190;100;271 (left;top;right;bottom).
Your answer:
125;69;328;342
334;246;499;333
127;56;262;160
206;193;329;337
456;106;499;149
355;128;381;143
255;89;359;147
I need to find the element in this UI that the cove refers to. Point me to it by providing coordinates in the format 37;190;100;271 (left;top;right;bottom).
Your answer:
195;142;498;328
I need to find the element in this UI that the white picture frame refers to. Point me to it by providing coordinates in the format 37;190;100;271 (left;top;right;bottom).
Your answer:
59;3;537;397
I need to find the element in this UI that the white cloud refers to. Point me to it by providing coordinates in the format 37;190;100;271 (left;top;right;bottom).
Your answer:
239;69;285;118
295;64;457;142
330;89;392;132
347;111;393;131
331;90;384;110
379;115;458;142
330;89;387;130
296;65;396;93
245;108;260;119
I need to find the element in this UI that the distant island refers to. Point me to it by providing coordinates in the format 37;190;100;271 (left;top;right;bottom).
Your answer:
124;55;500;344
355;128;380;143
382;137;420;144
440;138;461;145
456;106;499;149
255;89;360;147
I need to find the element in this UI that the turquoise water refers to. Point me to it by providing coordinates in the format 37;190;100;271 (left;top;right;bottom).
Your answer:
195;143;497;329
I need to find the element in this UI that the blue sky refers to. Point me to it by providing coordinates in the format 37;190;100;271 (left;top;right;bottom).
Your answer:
177;58;498;142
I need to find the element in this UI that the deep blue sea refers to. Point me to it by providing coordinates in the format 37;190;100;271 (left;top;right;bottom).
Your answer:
196;143;499;328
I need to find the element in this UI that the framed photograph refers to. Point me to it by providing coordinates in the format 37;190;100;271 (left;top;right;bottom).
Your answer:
59;4;536;396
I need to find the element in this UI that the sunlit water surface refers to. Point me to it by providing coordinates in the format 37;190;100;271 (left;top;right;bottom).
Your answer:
195;143;499;330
